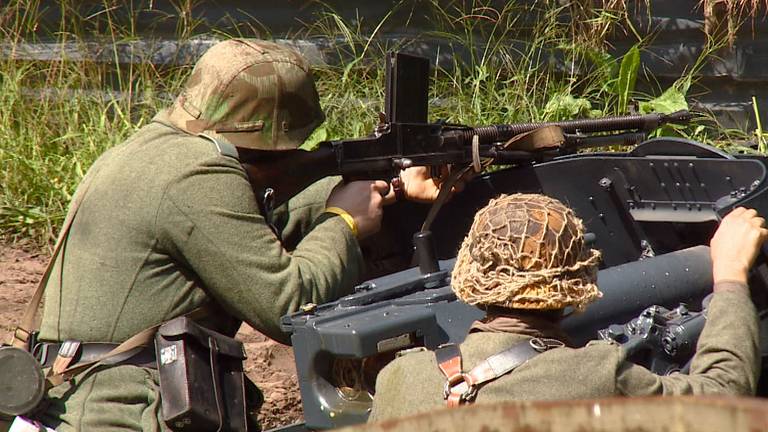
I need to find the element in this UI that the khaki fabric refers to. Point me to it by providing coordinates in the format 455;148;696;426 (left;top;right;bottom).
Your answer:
42;366;166;432
369;289;759;422
36;118;363;431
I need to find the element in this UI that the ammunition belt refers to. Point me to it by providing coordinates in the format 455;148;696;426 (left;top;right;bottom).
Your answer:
33;342;157;370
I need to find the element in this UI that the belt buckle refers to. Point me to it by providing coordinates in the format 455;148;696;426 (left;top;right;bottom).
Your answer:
32;342;51;366
443;373;478;404
529;337;564;352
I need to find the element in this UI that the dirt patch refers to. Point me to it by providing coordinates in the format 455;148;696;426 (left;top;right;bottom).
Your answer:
0;242;302;429
0;242;47;342
240;326;304;428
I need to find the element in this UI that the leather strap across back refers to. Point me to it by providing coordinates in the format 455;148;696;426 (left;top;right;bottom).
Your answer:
435;337;562;407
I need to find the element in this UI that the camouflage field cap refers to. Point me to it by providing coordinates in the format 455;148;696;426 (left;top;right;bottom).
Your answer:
165;39;325;150
451;194;602;310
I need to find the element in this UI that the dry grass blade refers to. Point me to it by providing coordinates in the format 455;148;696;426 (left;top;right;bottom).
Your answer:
701;0;768;44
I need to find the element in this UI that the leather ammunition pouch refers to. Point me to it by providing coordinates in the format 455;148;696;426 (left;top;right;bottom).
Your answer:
155;316;258;432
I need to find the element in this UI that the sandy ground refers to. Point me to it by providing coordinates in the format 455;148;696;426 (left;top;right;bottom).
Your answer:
0;242;303;430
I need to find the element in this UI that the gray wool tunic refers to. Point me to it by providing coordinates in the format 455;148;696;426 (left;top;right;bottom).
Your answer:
369;285;760;422
37;113;364;431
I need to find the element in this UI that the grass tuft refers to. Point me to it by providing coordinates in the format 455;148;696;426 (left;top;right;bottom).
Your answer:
0;0;745;246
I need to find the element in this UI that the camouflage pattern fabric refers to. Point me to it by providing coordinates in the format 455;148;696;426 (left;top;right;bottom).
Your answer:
165;39;325;150
451;193;601;310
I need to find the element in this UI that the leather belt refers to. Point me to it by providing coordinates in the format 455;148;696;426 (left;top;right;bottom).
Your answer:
33;342;157;370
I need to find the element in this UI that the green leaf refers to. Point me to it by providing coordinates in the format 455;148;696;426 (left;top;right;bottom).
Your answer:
615;45;640;113
639;86;689;115
640;73;691;116
299;125;328;151
341;58;361;84
543;93;593;120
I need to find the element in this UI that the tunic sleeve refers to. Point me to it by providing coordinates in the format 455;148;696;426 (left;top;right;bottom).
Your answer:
156;154;364;342
616;284;760;396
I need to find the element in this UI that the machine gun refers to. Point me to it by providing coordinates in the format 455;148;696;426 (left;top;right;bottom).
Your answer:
599;300;709;375
315;52;692;178
278;137;768;430
272;51;768;431
241;52;692;207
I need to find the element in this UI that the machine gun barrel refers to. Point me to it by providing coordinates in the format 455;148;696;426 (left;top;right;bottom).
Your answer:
242;49;697;208
456;110;694;144
563;245;713;346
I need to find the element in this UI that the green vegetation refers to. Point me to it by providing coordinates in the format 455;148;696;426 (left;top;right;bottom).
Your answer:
0;1;756;246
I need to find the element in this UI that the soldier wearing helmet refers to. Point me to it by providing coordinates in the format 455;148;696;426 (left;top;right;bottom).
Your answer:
369;193;764;422
28;39;441;431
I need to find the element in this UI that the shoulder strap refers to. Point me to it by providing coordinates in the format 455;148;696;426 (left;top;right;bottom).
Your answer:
10;164;103;349
435;338;561;407
435;344;464;407
198;132;240;160
435;343;462;378
464;339;544;387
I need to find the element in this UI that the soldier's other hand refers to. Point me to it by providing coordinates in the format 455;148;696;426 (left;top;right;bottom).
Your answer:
327;180;389;239
710;207;768;286
389;166;475;204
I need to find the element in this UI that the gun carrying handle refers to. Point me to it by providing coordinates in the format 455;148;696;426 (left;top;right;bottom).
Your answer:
413;231;440;275
420;166;473;232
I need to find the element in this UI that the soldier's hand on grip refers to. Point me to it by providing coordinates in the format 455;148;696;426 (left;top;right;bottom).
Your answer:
390;166;474;204
710;207;768;286
327;180;389;239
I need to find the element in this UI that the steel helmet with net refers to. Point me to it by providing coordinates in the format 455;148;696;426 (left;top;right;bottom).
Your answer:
451;193;602;310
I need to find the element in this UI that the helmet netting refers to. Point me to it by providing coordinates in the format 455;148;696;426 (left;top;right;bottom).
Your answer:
451;193;602;310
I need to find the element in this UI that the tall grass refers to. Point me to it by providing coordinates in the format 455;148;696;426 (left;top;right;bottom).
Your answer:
0;0;738;246
0;1;193;246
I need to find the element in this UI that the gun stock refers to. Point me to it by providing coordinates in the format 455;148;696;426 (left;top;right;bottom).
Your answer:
238;147;338;207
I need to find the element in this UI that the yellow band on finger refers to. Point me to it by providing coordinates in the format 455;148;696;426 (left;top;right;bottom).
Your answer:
324;207;358;237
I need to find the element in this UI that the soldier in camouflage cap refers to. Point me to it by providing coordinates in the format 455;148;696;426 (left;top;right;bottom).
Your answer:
165;39;326;150
370;196;765;422
31;39;394;431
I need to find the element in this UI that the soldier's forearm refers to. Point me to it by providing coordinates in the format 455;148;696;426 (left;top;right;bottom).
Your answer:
687;286;760;394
